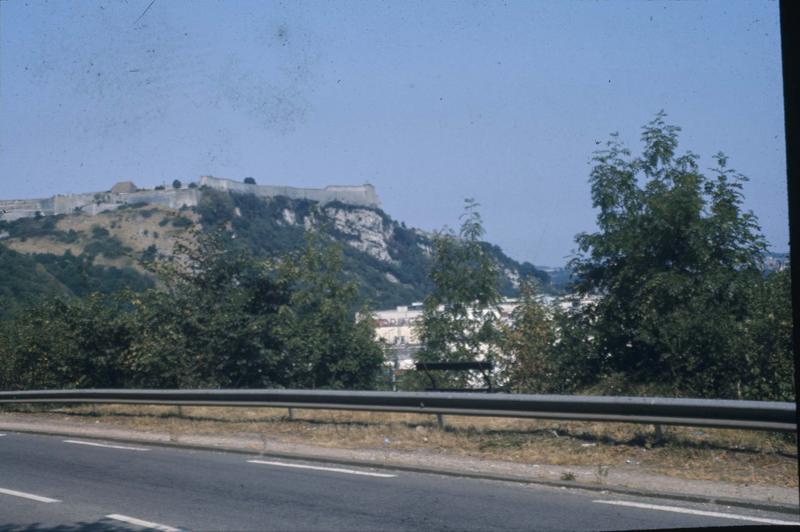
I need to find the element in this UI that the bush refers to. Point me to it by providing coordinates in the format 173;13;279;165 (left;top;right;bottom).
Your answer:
84;235;131;258
171;216;192;228
91;226;110;239
158;215;193;228
140;245;157;263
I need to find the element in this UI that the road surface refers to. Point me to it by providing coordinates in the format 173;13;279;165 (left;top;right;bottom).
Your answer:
0;432;796;530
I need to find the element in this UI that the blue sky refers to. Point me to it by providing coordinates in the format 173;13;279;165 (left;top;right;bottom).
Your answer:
0;0;787;266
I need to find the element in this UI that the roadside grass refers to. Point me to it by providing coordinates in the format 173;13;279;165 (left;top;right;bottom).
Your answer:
4;403;796;487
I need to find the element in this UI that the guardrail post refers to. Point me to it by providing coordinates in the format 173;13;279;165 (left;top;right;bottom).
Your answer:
436;413;445;430
654;423;664;441
287;407;294;421
176;405;184;418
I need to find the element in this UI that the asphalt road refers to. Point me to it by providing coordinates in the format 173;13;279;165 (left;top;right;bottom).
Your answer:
0;432;797;531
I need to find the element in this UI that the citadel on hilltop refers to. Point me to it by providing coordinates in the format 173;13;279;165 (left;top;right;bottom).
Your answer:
0;175;381;222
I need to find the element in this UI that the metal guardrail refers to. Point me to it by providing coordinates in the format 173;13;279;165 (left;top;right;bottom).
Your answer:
0;389;795;431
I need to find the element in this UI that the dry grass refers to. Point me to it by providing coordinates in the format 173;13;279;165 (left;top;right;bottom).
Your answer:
9;404;796;488
5;206;197;261
6;237;83;256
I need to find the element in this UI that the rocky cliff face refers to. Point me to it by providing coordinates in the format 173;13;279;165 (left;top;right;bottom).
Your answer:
323;206;394;263
195;190;551;307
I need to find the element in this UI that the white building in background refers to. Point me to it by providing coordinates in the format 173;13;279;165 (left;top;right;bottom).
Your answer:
374;302;425;371
373;297;528;371
371;294;599;371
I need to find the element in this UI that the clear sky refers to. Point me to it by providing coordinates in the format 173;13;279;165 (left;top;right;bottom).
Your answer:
0;0;787;266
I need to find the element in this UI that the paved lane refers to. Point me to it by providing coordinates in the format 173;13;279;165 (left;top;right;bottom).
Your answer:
1;432;796;530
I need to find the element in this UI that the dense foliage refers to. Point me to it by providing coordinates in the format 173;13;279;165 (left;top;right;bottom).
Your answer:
0;231;383;390
572;113;790;398
557;113;793;400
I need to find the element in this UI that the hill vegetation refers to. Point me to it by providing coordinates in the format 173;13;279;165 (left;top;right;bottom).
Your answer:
0;241;153;320
0;188;553;319
0;232;381;390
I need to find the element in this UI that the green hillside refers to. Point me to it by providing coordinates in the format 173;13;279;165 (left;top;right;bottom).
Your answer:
0;189;553;317
0;244;153;319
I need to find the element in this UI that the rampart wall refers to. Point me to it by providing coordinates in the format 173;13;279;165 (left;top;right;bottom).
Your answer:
198;176;380;208
0;198;55;221
0;189;201;222
0;176;380;222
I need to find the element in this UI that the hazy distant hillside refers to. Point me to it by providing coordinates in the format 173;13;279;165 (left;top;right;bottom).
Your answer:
0;189;554;316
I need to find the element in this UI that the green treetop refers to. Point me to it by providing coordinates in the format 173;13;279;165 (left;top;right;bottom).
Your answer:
414;199;503;388
569;111;781;399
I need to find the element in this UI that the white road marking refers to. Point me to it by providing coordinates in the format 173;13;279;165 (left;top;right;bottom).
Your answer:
593;499;800;526
105;514;180;532
248;459;397;478
0;487;60;503
64;439;149;451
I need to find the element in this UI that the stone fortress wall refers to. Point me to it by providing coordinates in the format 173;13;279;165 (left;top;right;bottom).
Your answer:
0;189;201;221
198;176;380;208
0;176;380;222
0;198;56;221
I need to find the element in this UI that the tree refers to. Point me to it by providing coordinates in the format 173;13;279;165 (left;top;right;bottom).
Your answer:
498;279;557;393
172;179;182;189
126;229;383;390
127;229;292;388
244;177;256;185
0;294;134;390
414;199;502;389
569;111;779;398
274;234;384;389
